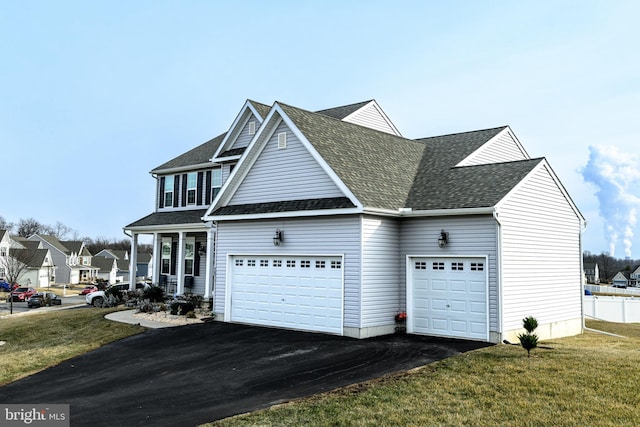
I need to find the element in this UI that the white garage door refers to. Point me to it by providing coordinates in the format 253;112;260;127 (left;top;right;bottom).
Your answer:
229;255;344;334
409;257;488;341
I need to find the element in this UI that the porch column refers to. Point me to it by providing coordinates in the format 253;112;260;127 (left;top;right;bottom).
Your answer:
129;233;138;291
204;227;215;298
176;231;185;295
152;232;160;285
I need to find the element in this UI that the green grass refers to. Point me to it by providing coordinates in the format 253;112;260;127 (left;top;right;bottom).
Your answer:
208;320;640;427
0;308;143;385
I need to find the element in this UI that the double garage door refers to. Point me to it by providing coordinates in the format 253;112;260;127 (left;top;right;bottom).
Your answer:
409;257;488;341
229;255;344;334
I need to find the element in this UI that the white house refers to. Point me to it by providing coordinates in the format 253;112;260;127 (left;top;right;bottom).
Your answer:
125;99;585;343
0;232;55;287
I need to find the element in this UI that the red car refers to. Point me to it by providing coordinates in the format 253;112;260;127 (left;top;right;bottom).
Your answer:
11;286;37;302
80;285;98;295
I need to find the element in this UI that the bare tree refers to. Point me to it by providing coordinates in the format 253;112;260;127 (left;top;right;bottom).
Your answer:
48;221;73;240
16;217;44;238
0;216;14;233
0;245;38;314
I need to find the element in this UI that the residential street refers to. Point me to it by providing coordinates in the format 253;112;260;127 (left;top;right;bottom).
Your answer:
1;322;489;426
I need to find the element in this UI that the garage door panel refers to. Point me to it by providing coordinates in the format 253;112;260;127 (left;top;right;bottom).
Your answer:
410;257;488;341
231;255;343;335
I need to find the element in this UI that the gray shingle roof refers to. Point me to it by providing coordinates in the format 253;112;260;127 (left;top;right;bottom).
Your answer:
280;103;426;211
151;133;226;173
249;100;272;119
407;158;543;210
212;197;355;216
35;235;72;255
126;209;208;228
315;100;372;119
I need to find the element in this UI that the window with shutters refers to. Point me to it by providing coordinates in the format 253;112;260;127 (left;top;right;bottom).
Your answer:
161;238;171;274
164;177;174;207
186;173;197;205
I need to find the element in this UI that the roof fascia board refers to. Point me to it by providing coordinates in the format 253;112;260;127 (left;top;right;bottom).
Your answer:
397;207;496;217
342;100;402;137
211;207;362;222
124;222;212;233
149;162;220;176
494;159;585;224
211;100;266;161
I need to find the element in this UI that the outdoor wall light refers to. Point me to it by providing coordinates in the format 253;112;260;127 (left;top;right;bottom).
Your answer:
438;230;448;248
273;229;284;246
198;246;206;256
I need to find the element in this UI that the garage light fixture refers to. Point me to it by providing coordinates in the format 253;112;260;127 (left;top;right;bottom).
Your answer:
273;229;284;246
438;230;448;248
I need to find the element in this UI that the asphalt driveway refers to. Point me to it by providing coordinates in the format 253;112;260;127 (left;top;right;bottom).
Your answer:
1;322;490;426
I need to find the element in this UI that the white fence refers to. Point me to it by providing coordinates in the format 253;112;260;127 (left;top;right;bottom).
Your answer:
583;295;640;323
585;284;640;297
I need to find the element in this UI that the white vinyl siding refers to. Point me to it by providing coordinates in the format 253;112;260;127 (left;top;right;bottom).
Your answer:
361;216;402;327
342;102;400;135
229;122;344;205
497;164;582;332
400;215;499;333
214;216;361;327
458;129;528;166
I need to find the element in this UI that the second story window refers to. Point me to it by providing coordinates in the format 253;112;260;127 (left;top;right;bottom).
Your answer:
187;172;197;205
211;168;222;199
164;176;174;207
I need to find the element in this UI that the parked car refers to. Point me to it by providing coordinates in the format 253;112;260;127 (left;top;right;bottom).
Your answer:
86;282;149;307
27;292;62;308
0;280;13;292
80;285;98;295
11;286;37;302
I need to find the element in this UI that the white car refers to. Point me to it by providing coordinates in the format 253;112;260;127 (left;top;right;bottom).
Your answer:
86;283;149;307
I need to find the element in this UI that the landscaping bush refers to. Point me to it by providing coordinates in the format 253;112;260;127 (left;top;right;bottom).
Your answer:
170;300;194;316
518;316;539;357
142;285;166;303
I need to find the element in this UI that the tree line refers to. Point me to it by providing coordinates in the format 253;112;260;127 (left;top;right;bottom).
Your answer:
0;216;151;254
583;251;640;283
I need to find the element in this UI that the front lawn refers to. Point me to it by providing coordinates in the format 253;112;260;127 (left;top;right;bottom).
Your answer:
0;308;143;386
210;320;640;426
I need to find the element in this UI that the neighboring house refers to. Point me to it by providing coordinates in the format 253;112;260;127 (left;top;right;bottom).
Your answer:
28;235;99;285
94;248;151;281
125;98;585;344
0;233;55;287
92;256;119;284
629;265;640;286
612;271;632;288
0;229;11;280
584;263;600;284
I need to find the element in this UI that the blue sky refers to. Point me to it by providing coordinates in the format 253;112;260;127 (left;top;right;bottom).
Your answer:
2;1;639;257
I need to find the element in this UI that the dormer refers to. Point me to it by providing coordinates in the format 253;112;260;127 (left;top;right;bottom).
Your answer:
210;100;271;162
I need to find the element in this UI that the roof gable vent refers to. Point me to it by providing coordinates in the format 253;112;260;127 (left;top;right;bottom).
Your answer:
278;132;287;149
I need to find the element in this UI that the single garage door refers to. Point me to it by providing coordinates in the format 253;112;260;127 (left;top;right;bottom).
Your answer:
409;257;488;341
229;255;344;334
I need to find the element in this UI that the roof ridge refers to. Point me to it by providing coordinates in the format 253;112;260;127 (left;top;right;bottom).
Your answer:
415;125;508;141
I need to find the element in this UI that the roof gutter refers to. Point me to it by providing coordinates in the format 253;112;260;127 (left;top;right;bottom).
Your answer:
397;206;497;217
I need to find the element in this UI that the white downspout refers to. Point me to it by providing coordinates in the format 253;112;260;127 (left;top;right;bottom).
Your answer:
493;209;503;342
